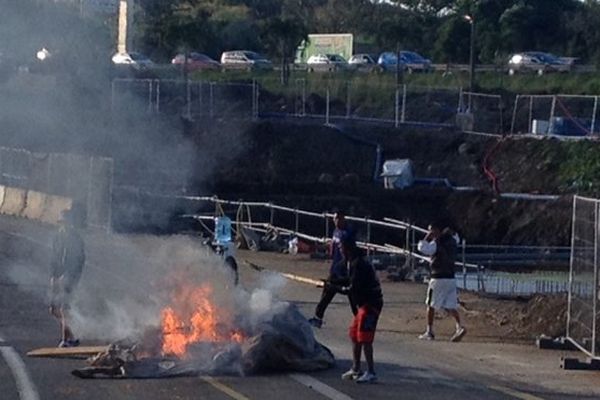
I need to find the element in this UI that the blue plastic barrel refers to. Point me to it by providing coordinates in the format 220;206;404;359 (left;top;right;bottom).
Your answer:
215;216;232;244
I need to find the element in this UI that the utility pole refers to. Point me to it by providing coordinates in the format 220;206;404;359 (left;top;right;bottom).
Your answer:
117;0;134;53
465;14;475;93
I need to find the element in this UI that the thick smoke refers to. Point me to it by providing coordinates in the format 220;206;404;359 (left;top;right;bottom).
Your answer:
0;2;261;347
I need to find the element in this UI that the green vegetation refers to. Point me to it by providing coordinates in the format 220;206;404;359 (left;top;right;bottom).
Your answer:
178;68;600;97
133;0;600;66
559;141;600;194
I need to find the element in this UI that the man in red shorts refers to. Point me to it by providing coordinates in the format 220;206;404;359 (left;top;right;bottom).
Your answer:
327;236;383;384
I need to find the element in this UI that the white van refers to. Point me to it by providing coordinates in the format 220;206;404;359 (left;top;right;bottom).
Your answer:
220;50;273;71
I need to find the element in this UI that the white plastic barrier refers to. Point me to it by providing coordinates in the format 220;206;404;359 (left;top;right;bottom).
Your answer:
0;187;26;216
22;190;46;220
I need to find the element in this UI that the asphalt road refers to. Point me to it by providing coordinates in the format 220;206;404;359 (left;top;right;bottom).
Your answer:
0;216;598;400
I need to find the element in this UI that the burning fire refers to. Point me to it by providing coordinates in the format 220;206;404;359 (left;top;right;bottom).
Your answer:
161;283;244;357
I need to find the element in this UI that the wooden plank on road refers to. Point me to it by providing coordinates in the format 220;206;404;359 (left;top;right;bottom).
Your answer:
27;346;108;358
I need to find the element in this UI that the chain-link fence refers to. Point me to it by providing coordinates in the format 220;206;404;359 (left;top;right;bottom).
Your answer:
0;147;113;230
567;195;600;359
111;79;257;120
511;94;600;136
460;92;504;135
258;80;461;127
112;78;460;128
110;78;600;138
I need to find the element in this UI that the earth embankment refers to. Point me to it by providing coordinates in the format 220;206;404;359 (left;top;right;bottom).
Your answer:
182;120;582;246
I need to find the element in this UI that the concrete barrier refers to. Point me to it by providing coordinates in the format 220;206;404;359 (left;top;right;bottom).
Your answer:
0;185;6;211
22;190;46;220
0;187;26;216
40;194;72;225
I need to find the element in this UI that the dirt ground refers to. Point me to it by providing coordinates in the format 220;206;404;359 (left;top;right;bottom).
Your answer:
239;249;568;342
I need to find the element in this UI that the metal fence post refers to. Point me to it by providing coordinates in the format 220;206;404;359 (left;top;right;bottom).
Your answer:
366;217;371;256
462;239;467;289
147;80;153;113
110;79;116;112
269;203;274;226
209;82;215;119
593;201;599;356
107;158;114;233
406;220;412;270
324;212;329;239
86;156;94;228
294;208;299;234
186;79;192;119
155;79;161;114
66;154;72;198
548;95;557;135
528;95;534;134
592;96;598;136
197;82;202;117
326;88;330;124
252;79;259;121
394;87;400;128
510;95;520;134
401;84;407;123
302;79;306;117
345;81;351;119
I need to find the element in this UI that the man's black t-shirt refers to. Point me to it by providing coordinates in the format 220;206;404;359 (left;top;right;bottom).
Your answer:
346;257;383;308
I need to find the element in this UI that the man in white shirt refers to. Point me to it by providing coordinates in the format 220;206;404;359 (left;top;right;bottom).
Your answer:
417;222;466;342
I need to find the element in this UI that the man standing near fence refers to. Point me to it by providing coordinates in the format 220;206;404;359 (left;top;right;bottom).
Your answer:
49;206;85;348
308;211;356;328
417;221;466;342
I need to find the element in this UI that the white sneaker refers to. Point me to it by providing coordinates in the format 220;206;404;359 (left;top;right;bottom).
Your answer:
341;368;362;380
450;327;466;342
356;371;378;384
418;331;435;340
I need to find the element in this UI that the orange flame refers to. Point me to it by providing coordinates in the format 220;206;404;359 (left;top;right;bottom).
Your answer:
161;283;243;357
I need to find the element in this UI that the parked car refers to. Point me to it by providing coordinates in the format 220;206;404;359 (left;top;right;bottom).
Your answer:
377;51;432;73
171;52;220;71
111;52;154;69
348;53;377;72
220;50;273;71
507;52;571;76
306;53;348;72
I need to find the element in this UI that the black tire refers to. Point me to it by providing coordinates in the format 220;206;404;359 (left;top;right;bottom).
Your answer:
225;256;239;285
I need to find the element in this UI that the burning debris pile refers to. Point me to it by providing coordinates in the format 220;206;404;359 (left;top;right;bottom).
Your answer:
72;270;334;378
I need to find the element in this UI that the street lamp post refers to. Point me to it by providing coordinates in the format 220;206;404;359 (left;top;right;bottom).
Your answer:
465;15;475;94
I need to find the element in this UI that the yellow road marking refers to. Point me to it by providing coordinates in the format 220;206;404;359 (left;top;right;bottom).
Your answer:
489;385;546;400
201;376;251;400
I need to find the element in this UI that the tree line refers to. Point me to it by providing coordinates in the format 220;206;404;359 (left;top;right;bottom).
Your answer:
134;0;600;65
3;0;600;69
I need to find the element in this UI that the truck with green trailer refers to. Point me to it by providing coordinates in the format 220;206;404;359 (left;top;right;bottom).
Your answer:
295;33;353;65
